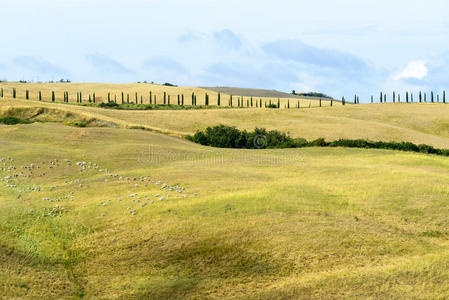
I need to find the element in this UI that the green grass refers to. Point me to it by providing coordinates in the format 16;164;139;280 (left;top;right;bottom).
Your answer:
0;116;31;125
1;122;449;299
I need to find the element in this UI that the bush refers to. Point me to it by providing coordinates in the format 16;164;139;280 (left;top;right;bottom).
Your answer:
0;116;31;125
187;125;449;156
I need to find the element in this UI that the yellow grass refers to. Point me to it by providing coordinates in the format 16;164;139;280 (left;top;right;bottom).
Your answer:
1;122;449;299
0;82;337;108
1;97;449;148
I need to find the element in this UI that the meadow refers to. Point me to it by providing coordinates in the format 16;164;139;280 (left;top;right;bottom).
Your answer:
1;85;449;299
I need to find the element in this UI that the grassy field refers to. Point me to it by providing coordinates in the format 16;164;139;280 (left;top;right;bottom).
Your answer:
1;97;449;147
1;95;449;299
0;82;335;108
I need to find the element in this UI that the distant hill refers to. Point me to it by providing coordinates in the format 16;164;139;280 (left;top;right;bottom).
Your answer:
200;86;304;98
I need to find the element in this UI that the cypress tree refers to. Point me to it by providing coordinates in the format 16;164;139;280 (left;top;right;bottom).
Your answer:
330;99;333;106
218;92;221;106
393;91;396;103
164;92;166;104
0;88;3;97
26;90;29;100
135;92;138;103
384;94;386;103
380;92;383;103
76;92;79;103
108;92;111;103
52;91;55;102
127;94;129;104
419;91;422;102
192;92;195;105
444;91;446;103
431;91;434;103
259;99;262;108
411;93;413;102
320;98;322;107
406;92;409;102
424;92;426;102
342;96;346;105
149;91;152;104
89;94;92;103
398;94;401;102
205;93;209;106
250;96;253;107
114;95;117;103
182;94;184;106
277;98;280;108
229;95;232;107
437;94;440;102
13;88;16;99
93;93;96;103
371;96;373;103
121;92;124;104
194;95;197;106
168;95;170;105
287;99;290;108
154;95;157;104
177;94;180;105
141;95;143;104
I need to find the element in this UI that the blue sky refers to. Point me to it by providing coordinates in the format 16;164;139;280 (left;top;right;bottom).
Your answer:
1;0;449;101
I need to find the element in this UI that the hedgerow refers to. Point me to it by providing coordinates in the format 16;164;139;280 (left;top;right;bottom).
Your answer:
187;125;449;156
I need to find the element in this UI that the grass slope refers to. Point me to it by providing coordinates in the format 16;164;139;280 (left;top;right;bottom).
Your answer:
1;99;449;147
1;122;449;299
0;82;332;108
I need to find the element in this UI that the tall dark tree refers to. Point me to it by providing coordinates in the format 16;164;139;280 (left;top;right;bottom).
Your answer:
419;91;422;102
182;94;184;105
406;92;409;103
342;96;346;105
393;91;396;103
52;91;55;102
164;92;167;104
444;91;446;103
217;92;221;106
108;92;111;103
149;91;152;104
380;92;383;103
121;92;124;104
168;95;170;105
26;90;29;100
93;93;96;103
371;96;373;103
431;91;434;103
13;88;16;99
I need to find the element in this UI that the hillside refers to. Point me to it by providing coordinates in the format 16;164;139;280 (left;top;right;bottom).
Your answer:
1;98;449;148
0;82;335;108
2;119;449;298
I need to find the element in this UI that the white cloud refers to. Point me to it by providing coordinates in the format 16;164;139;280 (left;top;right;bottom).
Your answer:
395;60;428;80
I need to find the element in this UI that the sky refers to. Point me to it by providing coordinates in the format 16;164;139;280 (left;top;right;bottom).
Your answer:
1;0;449;101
